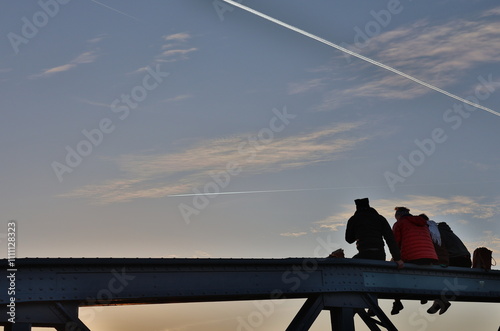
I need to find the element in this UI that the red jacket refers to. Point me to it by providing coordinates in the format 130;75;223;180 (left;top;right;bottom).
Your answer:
392;215;438;262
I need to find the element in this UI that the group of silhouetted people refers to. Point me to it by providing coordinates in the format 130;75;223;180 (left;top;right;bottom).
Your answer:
344;198;471;315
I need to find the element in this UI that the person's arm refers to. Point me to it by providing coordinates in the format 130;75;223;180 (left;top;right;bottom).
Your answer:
345;216;356;244
381;216;401;261
391;220;404;268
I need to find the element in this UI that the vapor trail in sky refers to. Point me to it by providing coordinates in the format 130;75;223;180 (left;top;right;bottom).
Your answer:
168;180;500;197
222;0;500;117
168;187;348;197
89;0;141;22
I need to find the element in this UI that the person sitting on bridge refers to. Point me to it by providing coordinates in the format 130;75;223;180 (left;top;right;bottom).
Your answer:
391;207;438;315
422;221;472;315
419;214;449;266
419;213;452;315
345;198;403;267
438;222;471;268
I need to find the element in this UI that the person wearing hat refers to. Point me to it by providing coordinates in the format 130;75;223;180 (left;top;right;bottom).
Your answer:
345;198;403;267
391;207;439;315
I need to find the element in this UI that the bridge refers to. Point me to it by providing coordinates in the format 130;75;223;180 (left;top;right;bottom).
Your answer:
1;257;500;330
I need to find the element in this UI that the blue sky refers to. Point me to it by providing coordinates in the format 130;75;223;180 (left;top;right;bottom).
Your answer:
1;0;500;330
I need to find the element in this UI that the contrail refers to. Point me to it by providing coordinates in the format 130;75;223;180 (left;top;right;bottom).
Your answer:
168;186;375;197
89;0;141;22
167;179;500;197
222;0;500;118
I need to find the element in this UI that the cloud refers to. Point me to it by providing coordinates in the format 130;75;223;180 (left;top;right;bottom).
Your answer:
465;230;500;256
164;94;193;103
156;33;198;62
127;66;149;75
60;121;370;204
163;32;191;42
313;195;500;233
162;47;198;57
312;214;349;233
280;232;308;237
87;34;108;44
31;51;98;78
288;78;326;95
461;160;493;172
480;7;500;18
295;10;500;111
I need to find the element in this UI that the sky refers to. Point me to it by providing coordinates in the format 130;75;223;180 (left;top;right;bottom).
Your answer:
1;0;500;330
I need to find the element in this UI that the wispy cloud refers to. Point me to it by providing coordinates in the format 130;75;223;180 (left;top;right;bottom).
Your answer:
480;7;500;18
31;51;98;79
313;195;500;233
60;122;370;204
163;32;191;42
161;48;198;59
164;94;193;103
76;97;110;108
313;215;348;233
156;32;198;62
127;66;149;75
280;232;308;237
288;78;326;95
293;9;500;111
374;195;499;220
461;160;493;172
465;230;500;255
87;34;108;44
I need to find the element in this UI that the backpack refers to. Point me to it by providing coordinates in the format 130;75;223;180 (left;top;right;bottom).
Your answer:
472;247;496;271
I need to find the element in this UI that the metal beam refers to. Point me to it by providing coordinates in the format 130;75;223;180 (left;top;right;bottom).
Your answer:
286;295;324;331
1;257;499;330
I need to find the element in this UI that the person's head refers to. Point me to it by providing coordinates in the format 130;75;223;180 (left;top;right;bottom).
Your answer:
394;206;410;220
419;213;429;221
355;198;370;211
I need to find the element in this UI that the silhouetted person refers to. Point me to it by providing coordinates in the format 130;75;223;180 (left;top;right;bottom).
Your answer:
424;221;472;315
420;214;449;266
393;207;438;264
420;214;452;315
438;222;471;268
345;198;403;267
391;207;438;315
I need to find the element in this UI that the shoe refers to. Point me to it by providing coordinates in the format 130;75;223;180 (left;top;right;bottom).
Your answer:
427;301;441;314
391;300;404;315
439;301;451;315
420;299;428;304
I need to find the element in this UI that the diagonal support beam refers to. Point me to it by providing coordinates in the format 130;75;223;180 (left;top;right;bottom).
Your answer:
356;309;383;331
51;303;91;331
362;294;398;331
286;295;324;331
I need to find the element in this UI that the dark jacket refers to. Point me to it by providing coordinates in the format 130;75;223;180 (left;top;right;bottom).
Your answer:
346;207;401;261
393;215;438;262
438;222;470;258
